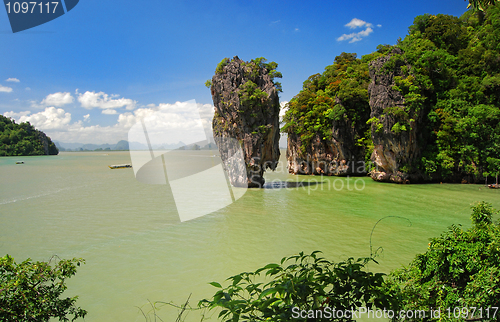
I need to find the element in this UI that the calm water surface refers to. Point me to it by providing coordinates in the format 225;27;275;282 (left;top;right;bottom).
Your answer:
1;151;499;321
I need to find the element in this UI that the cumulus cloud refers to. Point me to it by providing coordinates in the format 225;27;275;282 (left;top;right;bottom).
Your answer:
4;100;217;145
15;107;72;130
122;100;213;146
338;18;375;43
3;110;31;119
0;85;13;93
102;109;117;115
6;78;20;83
78;91;137;111
41;92;74;106
345;18;373;29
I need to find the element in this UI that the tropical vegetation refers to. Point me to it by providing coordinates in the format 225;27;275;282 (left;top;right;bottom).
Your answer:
282;5;500;182
0;255;86;321
0;115;58;156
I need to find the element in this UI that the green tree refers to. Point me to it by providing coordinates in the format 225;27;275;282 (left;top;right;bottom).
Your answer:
0;255;86;321
282;52;372;158
0;115;59;156
389;202;500;321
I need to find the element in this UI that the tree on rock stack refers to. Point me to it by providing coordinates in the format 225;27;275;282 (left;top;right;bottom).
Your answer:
208;56;281;188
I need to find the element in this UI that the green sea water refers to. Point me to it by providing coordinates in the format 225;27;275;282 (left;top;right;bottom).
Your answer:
0;151;499;321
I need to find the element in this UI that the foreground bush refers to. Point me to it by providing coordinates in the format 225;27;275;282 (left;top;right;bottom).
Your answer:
390;201;500;321
199;252;398;321
0;255;86;321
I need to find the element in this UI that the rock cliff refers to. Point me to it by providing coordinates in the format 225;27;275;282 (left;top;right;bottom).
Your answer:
286;98;367;177
284;53;371;177
367;48;423;183
210;56;280;188
36;130;59;155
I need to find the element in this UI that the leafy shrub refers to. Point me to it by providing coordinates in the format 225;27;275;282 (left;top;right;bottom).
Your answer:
389;202;500;321
0;255;86;321
199;251;398;322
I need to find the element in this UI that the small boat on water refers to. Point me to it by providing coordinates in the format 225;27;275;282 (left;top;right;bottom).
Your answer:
16;161;24;164
109;164;132;169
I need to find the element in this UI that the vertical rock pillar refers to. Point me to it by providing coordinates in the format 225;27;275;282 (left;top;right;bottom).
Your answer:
210;56;280;188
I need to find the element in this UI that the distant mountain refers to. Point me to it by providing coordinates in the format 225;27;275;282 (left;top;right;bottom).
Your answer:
55;141;127;151
54;140;219;151
114;140;129;150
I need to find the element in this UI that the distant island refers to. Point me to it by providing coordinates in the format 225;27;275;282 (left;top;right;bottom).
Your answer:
0;115;58;156
55;140;218;152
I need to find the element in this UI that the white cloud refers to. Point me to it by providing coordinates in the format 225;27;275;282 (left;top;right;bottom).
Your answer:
345;18;373;29
25;87;31;91
0;85;13;93
4;101;217;145
41;92;74;106
3;110;31;119
120;101;214;145
337;27;374;43
78;91;137;111
377;24;382;28
102;109;117;115
338;18;376;43
6;78;20;83
16;107;72;130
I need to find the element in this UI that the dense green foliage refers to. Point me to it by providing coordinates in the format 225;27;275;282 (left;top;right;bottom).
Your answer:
282;52;374;157
396;8;500;181
0;255;86;321
0;115;58;156
282;7;500;182
389;202;500;321
199;252;398;322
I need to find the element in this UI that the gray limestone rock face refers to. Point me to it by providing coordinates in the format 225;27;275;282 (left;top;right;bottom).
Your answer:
286;105;367;177
210;56;280;188
368;48;423;183
35;129;58;155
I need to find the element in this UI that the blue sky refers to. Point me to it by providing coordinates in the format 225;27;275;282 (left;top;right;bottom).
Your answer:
1;0;469;144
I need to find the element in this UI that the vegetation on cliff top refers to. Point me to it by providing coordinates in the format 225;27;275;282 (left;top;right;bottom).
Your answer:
282;6;500;182
281;52;374;158
0;115;58;156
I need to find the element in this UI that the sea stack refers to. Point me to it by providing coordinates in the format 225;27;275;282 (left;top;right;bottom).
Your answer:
210;56;281;188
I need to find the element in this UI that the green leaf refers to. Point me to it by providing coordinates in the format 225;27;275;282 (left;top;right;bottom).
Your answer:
209;281;223;288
